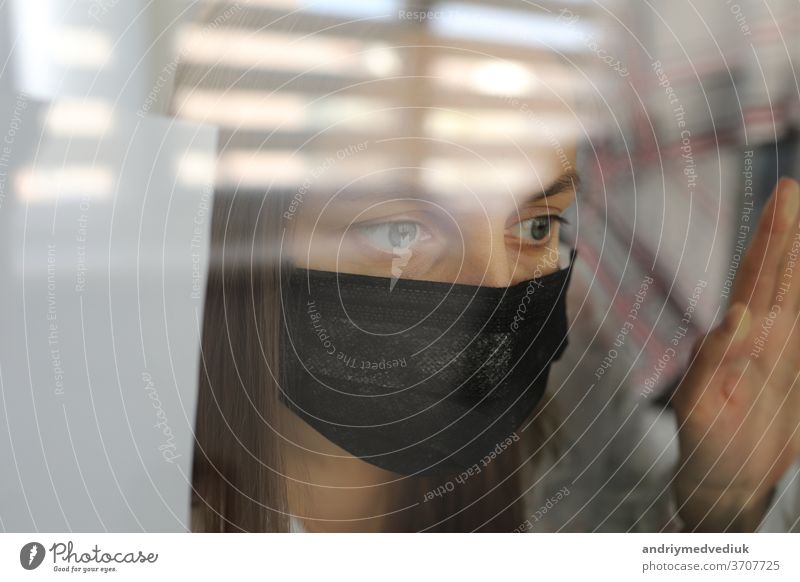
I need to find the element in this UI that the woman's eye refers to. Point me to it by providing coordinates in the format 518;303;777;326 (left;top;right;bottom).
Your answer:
353;220;431;253
509;215;564;245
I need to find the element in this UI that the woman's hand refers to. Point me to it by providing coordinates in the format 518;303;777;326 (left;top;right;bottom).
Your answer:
673;177;800;532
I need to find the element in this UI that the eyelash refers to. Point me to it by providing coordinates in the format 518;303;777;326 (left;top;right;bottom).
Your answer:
509;214;569;246
519;214;570;227
349;218;436;256
350;213;568;256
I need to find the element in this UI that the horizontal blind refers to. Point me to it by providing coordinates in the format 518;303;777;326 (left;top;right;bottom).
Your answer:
173;0;612;191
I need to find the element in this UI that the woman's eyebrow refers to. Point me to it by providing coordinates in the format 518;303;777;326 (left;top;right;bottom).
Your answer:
523;170;581;204
319;183;443;207
321;170;580;209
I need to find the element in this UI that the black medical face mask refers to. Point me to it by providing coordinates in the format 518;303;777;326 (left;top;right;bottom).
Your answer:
278;254;573;477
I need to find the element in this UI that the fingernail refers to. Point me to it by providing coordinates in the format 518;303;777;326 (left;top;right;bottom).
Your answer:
780;177;800;218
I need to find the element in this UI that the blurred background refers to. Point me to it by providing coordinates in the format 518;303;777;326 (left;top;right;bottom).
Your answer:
0;0;798;531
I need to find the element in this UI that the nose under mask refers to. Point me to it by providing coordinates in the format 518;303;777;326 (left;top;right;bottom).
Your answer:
278;252;574;477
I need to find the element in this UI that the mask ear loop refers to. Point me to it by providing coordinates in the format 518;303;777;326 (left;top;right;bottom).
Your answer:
557;240;578;268
561;247;577;285
549;248;576;363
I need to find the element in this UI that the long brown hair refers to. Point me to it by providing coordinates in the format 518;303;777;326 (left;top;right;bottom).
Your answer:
176;1;560;533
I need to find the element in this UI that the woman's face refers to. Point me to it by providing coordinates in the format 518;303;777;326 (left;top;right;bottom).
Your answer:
279;146;578;525
288;147;578;284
